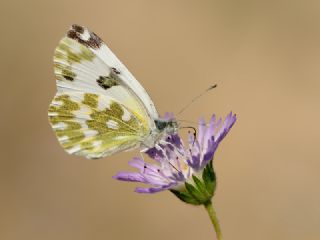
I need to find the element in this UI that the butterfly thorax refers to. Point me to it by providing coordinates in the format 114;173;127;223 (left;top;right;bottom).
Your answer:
142;118;178;148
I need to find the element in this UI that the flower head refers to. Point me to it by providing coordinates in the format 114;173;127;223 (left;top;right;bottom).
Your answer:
114;112;236;204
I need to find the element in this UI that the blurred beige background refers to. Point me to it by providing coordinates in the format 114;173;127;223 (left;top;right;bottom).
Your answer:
1;0;320;239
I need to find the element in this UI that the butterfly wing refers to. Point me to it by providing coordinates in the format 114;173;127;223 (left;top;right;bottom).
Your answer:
54;24;159;126
49;24;158;159
48;92;150;159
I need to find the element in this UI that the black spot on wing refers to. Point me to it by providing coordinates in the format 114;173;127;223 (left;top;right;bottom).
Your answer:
96;73;120;90
61;68;76;81
111;67;121;74
67;24;103;49
63;75;74;81
72;24;84;34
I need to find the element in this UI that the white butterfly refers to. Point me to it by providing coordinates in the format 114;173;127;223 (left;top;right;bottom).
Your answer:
48;24;178;159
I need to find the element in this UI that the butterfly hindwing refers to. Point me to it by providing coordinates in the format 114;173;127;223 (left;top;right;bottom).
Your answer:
48;91;149;159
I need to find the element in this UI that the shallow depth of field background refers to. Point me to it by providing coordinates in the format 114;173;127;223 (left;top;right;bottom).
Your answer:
1;1;320;239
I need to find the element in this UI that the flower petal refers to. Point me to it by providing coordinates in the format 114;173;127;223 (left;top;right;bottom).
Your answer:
135;183;177;194
198;117;206;145
128;157;160;174
114;113;236;195
113;172;146;183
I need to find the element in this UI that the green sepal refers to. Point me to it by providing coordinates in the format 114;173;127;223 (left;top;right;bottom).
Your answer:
192;175;211;199
202;160;216;196
185;181;208;203
170;189;202;205
170;160;217;205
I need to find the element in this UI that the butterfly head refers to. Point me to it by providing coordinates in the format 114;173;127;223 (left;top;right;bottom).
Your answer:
154;119;179;135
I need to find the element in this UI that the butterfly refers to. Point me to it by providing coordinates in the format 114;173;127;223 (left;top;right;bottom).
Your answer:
48;24;178;159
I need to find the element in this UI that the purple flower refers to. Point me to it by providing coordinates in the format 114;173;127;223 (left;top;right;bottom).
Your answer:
114;112;236;200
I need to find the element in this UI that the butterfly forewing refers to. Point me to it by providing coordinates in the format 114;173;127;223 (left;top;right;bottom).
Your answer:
53;25;158;126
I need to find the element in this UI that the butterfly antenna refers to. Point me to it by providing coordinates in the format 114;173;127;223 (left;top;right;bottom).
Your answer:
177;84;217;115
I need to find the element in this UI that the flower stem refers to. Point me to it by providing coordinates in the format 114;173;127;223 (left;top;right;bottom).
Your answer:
204;200;222;240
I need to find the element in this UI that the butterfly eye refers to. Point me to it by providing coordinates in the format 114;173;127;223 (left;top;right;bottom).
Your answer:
154;120;168;131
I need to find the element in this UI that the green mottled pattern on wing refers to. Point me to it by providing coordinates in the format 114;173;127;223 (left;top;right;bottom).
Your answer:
54;38;96;81
48;92;149;159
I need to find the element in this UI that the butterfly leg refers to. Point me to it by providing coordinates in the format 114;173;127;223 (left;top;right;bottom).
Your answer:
138;151;148;174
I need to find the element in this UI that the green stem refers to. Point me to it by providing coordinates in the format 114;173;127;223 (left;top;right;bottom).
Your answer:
204;200;222;240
